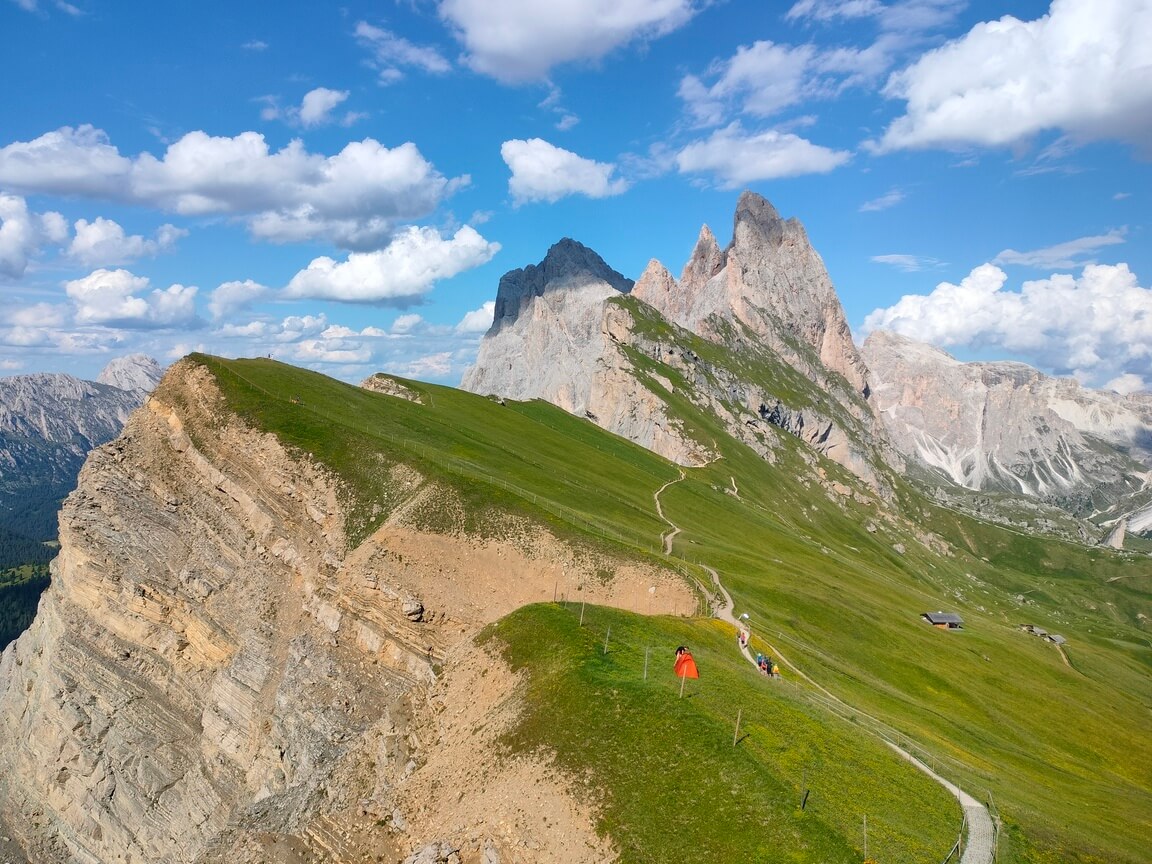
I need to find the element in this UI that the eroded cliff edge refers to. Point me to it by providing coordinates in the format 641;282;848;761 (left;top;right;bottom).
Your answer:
0;359;692;864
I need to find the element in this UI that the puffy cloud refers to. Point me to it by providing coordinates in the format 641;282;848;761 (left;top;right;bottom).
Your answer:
208;279;269;321
0;193;67;278
679;41;816;126
0;125;131;197
875;0;1152;153
439;0;699;83
284;225;500;304
355;22;451;81
675;123;851;186
863;262;1152;385
391;351;452;378
5;302;67;329
298;88;351;127
993;229;1126;269
260;88;359;127
1105;372;1146;395
68;217;186;267
390;313;424;334
0;126;465;249
64;268;201;328
290;339;373;365
501;138;629;204
456;301;495;334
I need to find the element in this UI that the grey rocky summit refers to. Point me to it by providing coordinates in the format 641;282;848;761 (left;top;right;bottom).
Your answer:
95;353;164;393
488;237;633;333
464;191;887;486
0;355;164;539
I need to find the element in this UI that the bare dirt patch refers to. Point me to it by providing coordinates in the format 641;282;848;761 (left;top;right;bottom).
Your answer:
396;642;616;864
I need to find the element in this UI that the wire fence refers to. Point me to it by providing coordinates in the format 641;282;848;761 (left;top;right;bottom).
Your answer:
219;362;994;863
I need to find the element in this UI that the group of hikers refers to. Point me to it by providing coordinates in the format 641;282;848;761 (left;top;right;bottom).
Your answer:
673;631;780;682
738;627;781;677
756;652;781;677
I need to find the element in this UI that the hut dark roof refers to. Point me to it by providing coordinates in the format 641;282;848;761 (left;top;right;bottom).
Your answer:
922;611;964;626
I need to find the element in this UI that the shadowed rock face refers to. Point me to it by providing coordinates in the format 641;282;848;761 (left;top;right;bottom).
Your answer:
863;329;1152;522
489;238;633;334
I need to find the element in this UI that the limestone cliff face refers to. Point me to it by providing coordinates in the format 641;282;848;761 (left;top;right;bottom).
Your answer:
634;191;871;401
463;240;715;466
463;193;889;487
0;359;692;863
863;330;1152;524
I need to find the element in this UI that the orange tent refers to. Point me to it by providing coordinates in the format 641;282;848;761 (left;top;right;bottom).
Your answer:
674;651;699;679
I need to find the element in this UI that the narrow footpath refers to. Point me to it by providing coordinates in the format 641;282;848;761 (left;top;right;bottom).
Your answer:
653;477;995;864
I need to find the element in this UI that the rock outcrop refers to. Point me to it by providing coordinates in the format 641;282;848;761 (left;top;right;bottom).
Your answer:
863;330;1152;528
634;191;870;401
0;358;693;863
463;192;889;488
463;240;714;466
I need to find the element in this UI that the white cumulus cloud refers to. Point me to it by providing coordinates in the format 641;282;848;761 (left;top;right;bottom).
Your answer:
284;225;500;304
456;301;495;334
875;0;1152;152
68;217;186;267
679;41;816;127
863;261;1152;386
0;126;465;250
65;268;201;328
0;193;67;278
502;138;630;204
390;314;424;334
208;279;269;321
439;0;699;83
676;123;851;187
298;88;351;127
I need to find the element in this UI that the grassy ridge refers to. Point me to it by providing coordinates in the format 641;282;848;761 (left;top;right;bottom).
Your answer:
187;355;1151;863
485;603;959;864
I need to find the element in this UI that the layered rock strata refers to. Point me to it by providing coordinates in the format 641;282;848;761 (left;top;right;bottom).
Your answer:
0;359;692;863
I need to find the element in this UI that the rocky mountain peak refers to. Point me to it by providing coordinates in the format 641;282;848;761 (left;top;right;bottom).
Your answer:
732;190;787;250
488;237;633;334
96;354;163;393
679;224;726;292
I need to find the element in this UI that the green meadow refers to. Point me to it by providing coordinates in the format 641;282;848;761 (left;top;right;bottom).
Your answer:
188;355;1152;864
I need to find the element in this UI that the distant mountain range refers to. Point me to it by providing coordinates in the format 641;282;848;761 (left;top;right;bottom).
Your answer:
464;191;1152;545
0;354;163;552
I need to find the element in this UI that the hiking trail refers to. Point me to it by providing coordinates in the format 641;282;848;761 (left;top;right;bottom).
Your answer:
652;475;996;864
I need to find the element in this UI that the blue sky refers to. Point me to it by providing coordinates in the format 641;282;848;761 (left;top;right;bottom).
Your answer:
2;0;1149;393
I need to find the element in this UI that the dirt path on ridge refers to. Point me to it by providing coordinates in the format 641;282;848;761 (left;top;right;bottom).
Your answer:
652;476;996;864
654;470;685;555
